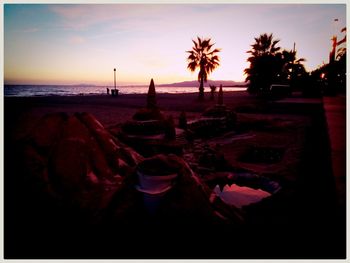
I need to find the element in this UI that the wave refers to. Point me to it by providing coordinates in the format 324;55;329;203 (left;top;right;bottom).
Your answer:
4;85;246;97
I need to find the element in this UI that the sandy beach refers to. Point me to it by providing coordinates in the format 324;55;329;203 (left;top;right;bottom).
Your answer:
5;91;259;139
4;91;346;259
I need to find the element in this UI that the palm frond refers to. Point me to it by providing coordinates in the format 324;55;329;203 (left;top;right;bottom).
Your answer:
197;36;202;47
202;39;210;48
207;43;214;50
187;61;198;72
187;36;221;82
208;48;221;55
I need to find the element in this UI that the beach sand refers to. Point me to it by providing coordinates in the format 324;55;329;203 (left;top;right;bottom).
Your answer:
4;91;346;259
5;91;259;140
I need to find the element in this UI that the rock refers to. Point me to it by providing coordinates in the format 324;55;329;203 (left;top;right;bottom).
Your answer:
118;158;134;177
61;115;91;141
119;146;144;167
76;112;119;173
86;170;99;185
49;138;89;196
15;112;148;231
29;112;68;151
21;144;50;190
87;136;115;181
59;114;116;181
75;112;104;131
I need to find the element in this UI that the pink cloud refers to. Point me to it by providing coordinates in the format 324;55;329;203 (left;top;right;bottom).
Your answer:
69;36;86;44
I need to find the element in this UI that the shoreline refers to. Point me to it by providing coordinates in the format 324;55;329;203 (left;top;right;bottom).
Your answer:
4;85;247;97
4;90;258;140
4;90;249;99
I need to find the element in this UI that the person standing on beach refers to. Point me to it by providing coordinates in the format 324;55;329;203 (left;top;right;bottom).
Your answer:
107;87;110;95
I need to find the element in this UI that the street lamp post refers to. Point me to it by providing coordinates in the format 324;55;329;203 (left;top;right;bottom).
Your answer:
327;18;339;95
330;18;339;64
114;68;116;91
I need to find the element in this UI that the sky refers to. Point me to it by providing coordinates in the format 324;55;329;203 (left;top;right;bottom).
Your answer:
4;3;347;86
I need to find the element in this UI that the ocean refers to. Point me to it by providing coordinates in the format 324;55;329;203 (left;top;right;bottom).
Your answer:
4;85;247;97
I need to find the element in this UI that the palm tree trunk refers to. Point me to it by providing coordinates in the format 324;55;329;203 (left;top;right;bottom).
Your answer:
199;76;204;100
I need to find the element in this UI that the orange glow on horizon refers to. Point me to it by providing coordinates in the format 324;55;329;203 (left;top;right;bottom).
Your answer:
4;4;346;86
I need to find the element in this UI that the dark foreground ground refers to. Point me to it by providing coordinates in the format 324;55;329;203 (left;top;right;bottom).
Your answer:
4;91;346;259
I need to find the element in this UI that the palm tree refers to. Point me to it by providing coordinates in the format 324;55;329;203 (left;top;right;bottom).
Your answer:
244;33;281;94
336;27;346;62
281;49;306;87
248;33;281;57
187;37;221;99
332;27;346;93
312;27;346;95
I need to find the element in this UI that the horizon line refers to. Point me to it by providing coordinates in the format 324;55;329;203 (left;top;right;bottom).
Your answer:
4;79;248;87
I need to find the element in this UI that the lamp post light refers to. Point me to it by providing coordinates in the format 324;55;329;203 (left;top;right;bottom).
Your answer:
114;68;116;91
330;18;339;64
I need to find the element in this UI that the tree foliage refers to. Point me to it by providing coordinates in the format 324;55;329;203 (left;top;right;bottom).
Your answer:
313;27;346;95
187;37;221;99
244;33;306;95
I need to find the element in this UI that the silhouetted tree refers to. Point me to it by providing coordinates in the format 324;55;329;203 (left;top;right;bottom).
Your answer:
333;27;346;93
281;49;307;90
336;27;347;62
187;37;221;99
336;46;346;93
244;33;281;95
315;27;346;95
245;34;309;96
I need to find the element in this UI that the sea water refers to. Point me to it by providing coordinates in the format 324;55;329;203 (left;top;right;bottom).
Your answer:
4;85;247;97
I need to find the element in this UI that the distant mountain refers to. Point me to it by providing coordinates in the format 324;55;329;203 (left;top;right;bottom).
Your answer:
158;80;248;87
72;84;97;87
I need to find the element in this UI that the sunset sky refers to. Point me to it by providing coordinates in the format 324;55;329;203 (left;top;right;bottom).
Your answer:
4;3;346;86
